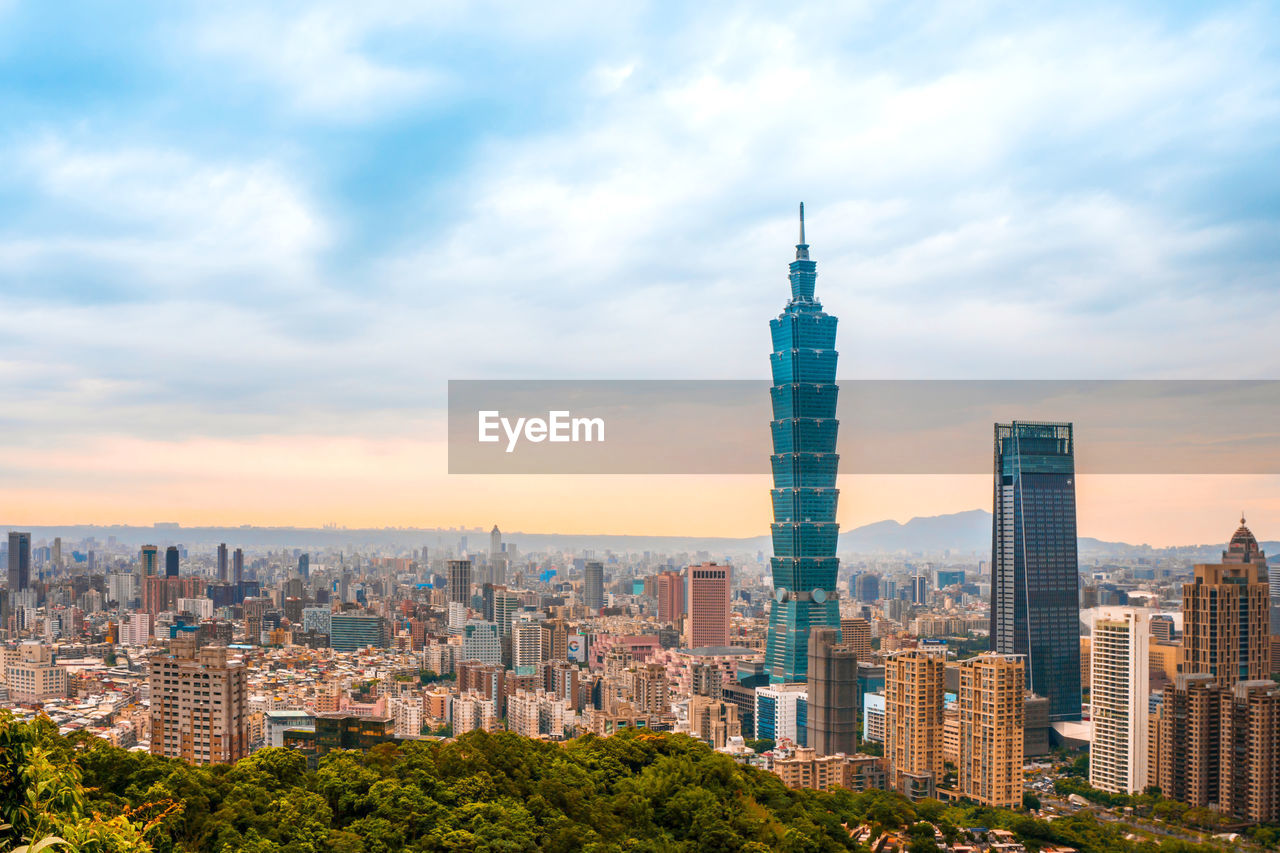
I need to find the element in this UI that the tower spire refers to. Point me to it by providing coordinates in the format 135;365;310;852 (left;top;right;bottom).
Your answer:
795;201;810;261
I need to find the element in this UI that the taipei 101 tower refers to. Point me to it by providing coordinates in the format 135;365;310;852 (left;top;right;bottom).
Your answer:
765;203;842;683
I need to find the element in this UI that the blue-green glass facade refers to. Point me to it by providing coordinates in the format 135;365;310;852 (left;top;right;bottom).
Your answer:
766;206;841;683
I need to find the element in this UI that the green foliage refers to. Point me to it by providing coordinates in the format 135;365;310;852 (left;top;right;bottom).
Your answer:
417;670;455;685
0;710;1257;853
0;711;171;853
744;738;774;753
1022;792;1040;812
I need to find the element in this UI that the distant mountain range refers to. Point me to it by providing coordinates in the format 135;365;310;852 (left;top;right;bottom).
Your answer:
5;510;1266;561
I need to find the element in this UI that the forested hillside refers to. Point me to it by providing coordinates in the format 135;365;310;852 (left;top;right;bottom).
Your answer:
0;710;1233;853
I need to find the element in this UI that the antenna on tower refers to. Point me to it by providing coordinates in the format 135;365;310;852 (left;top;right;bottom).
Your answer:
799;202;806;245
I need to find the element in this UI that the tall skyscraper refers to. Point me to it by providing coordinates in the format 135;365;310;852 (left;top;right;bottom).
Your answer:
957;653;1025;808
7;532;30;592
655;569;685;625
766;204;841;684
584;560;604;611
909;574;929;605
140;544;159;577
990;421;1082;721
1089;608;1149;795
164;546;180;578
806;626;858;756
216;543;228;582
448;559;472;606
885;648;946;800
232;547;244;587
149;637;249;764
1182;519;1271;688
685;562;731;648
298;553;310;582
855;573;880;603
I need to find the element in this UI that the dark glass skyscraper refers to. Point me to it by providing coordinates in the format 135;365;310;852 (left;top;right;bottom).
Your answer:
165;545;180;577
8;531;31;592
766;204;841;683
990;421;1081;721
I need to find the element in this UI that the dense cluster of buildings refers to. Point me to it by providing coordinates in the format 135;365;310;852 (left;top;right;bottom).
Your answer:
2;214;1278;828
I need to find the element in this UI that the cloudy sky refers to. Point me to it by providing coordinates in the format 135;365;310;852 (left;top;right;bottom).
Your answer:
1;1;1278;544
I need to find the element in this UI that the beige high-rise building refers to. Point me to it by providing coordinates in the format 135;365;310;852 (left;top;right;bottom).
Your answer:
149;637;248;765
957;653;1025;808
4;642;68;704
1220;679;1280;824
631;663;669;716
684;562;731;648
885;648;946;800
688;695;741;749
1089;608;1149;794
839;617;872;661
1152;673;1224;808
1182;520;1271;688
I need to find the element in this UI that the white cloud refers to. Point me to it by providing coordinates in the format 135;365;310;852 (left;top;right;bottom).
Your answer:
2;137;326;292
191;7;443;120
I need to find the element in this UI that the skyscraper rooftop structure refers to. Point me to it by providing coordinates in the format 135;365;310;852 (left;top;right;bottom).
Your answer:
990;420;1082;721
766;204;841;683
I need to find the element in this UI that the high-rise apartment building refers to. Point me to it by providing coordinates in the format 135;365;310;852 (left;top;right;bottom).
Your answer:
540;617;570;662
806;626;858;756
957;653;1025;808
990;421;1082;721
685;562;731;648
885;648;946;800
164;546;180;577
1152;673;1224;808
232;547;244;587
656;570;685;625
1220;679;1280;823
766;205;841;683
840;617;872;661
1153;672;1280;823
631;662;669;716
448;559;472;607
1089;608;1149;794
1182;520;1271;688
216;543;228;582
512;614;544;674
149;637;249;765
584;560;604;611
7;532;30;593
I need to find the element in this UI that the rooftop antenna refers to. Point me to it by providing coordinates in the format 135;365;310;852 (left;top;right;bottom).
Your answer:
799;202;806;245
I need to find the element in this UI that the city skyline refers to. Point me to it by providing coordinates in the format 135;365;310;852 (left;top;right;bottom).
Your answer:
1;3;1279;542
